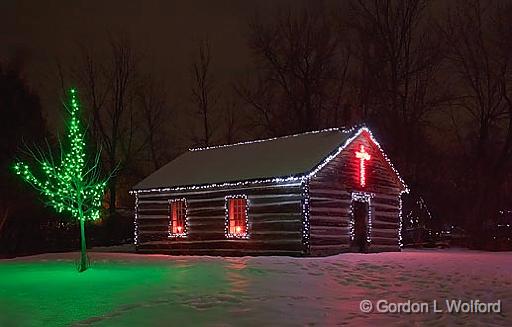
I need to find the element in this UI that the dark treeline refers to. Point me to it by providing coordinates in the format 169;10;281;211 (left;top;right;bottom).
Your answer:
236;0;512;247
0;60;51;256
1;0;511;255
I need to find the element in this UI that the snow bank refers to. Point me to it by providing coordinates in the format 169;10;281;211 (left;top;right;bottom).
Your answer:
0;249;510;326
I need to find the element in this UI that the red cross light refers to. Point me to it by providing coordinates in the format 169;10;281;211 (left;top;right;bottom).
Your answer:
355;145;371;187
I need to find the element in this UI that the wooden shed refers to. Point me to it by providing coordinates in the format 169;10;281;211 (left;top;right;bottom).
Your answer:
131;127;408;256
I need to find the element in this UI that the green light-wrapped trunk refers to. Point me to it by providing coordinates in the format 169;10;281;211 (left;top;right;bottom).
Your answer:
79;217;87;272
13;88;109;273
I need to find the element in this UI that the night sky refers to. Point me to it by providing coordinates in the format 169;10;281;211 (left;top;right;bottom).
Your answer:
1;0;300;134
2;0;511;242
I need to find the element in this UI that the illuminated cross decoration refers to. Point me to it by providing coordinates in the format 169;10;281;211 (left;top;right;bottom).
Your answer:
355;145;371;187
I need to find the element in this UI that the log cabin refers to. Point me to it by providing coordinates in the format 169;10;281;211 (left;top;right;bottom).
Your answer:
130;126;408;256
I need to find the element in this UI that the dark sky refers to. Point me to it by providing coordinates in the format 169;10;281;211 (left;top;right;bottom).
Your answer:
0;0;299;133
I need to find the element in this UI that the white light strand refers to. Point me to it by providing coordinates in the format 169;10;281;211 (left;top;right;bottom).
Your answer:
350;192;374;243
419;196;433;221
168;198;188;238
348;201;354;241
225;194;250;239
189;127;344;152
134;193;139;245
305;127;408;194
360;128;409;194
301;178;311;252
130;127;408;195
130;178;303;194
398;195;404;248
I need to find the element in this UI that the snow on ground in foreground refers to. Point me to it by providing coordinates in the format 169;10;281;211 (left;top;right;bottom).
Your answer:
0;249;510;326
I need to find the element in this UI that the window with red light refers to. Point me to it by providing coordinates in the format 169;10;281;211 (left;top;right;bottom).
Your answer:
227;196;248;238
169;199;187;237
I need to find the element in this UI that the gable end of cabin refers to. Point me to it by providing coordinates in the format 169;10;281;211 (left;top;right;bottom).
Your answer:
307;129;406;256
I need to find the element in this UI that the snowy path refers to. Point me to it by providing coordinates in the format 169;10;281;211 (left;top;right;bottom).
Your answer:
0;249;510;326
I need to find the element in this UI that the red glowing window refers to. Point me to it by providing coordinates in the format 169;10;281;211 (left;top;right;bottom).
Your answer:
227;197;248;238
169;199;186;236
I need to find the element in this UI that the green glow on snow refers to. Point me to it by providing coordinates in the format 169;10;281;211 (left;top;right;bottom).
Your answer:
0;258;238;326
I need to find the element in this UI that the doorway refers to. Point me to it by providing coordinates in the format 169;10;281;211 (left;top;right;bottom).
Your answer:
350;197;370;253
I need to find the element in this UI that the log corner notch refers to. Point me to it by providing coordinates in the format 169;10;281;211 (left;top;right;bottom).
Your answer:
131;126;407;256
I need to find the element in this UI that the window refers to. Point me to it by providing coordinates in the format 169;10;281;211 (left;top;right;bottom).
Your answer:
169;199;187;237
226;196;248;238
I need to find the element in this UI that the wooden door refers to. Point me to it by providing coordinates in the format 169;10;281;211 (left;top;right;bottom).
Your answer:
351;200;369;253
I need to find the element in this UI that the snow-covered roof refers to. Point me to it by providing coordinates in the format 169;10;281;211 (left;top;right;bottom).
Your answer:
133;128;358;190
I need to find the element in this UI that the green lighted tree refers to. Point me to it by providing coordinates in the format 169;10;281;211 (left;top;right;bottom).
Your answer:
13;88;111;272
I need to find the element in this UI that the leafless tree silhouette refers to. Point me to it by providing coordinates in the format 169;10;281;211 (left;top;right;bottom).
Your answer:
191;39;218;147
237;5;350;136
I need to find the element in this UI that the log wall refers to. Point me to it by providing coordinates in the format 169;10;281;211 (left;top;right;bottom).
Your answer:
134;182;306;256
133;130;404;257
308;131;403;255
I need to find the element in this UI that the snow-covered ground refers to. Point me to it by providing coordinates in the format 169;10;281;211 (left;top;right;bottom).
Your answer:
0;249;510;326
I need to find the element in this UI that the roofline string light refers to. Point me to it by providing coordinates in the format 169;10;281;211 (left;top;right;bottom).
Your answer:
130;127;408;195
130;179;303;194
304;127;408;193
189;127;343;152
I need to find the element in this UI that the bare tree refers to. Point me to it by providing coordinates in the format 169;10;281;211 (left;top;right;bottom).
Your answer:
0;206;8;237
235;72;280;136
237;5;349;136
75;35;143;216
348;0;448;175
191;39;218;147
440;0;512;235
222;95;243;144
14;88;113;272
138;75;170;170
